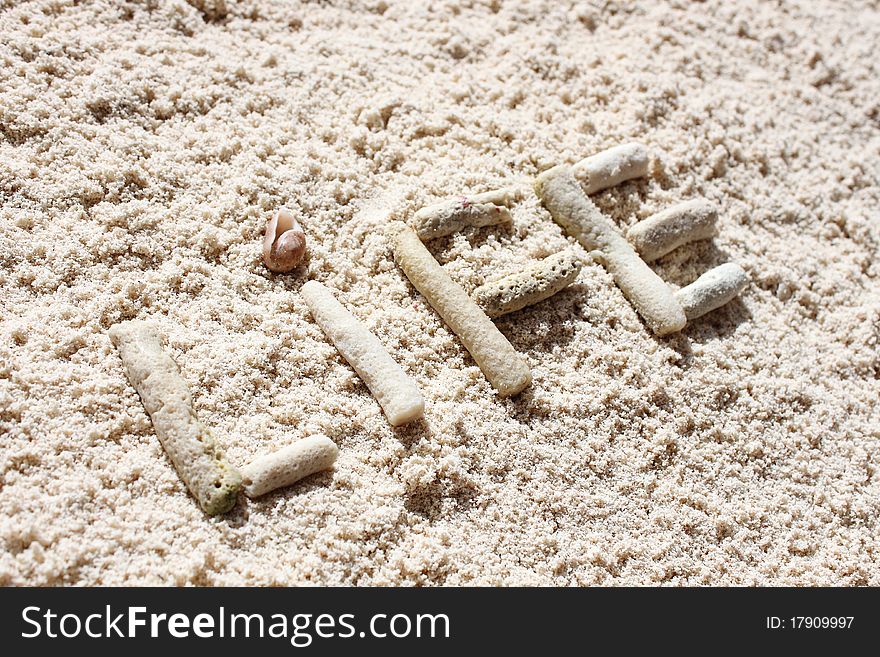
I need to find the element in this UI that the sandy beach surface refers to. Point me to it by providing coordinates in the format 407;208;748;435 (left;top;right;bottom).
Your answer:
1;0;878;585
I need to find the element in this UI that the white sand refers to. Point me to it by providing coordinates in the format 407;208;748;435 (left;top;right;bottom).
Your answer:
1;0;878;585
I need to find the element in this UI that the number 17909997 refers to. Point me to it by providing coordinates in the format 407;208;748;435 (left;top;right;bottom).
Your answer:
766;617;854;629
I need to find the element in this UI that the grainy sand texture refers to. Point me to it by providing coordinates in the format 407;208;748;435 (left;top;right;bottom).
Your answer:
1;0;879;585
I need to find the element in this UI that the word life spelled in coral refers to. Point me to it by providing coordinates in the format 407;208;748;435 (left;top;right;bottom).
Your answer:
109;143;749;514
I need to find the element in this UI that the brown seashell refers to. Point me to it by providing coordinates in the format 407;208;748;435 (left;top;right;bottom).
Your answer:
262;208;306;272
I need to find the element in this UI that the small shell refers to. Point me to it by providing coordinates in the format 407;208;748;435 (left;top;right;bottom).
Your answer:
263;208;306;272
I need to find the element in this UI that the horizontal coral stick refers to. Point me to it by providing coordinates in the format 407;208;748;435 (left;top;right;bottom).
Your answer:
474;250;583;318
572;143;650;195
627;199;718;262
676;263;749;321
410;188;518;240
240;435;338;498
